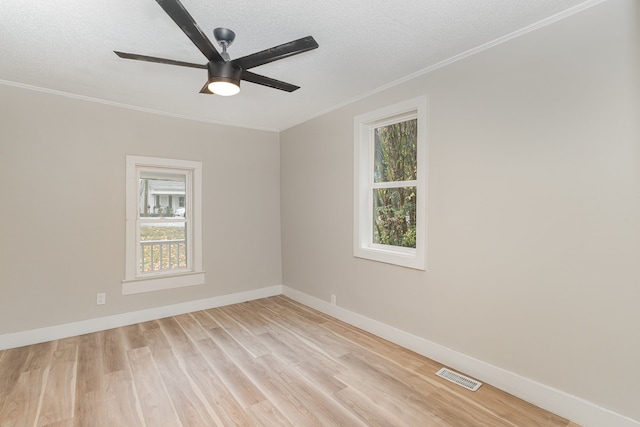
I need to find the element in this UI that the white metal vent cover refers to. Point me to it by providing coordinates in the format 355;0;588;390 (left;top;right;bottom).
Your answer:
436;368;483;392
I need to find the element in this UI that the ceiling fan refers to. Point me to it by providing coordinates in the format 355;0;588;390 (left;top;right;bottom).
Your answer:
114;0;319;96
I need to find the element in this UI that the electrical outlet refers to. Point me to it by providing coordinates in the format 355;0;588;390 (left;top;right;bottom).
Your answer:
331;294;336;305
96;292;106;305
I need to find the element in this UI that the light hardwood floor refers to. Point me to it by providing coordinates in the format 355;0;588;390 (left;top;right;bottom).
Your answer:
0;296;580;426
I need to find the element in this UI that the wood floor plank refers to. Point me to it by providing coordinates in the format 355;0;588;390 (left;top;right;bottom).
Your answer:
447;381;571;427
338;345;518;426
194;337;266;408
138;320;160;331
249;353;365;427
173;313;209;342
37;342;78;427
0;297;580;427
141;326;171;351
121;323;146;351
258;308;353;359
41;419;74;427
190;310;221;331
182;352;254;426
0;368;47;427
336;353;446;426
411;361;571;426
215;325;270;358
334;385;409;427
74;391;102;427
158;317;198;356
321;318;427;371
0;343;54;414
127;346;181;427
205;307;240;330
271;296;331;324
74;370;144;427
158;374;221;427
74;332;105;397
425;389;522;427
174;313;261;421
246;399;294;427
206;326;255;360
218;303;272;335
147;343;220;426
103;328;128;374
100;370;144;427
23;341;57;373
235;354;328;426
72;333;108;427
0;341;55;422
256;331;347;394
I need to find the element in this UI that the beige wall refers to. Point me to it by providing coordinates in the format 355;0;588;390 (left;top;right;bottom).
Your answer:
281;0;639;421
0;85;282;333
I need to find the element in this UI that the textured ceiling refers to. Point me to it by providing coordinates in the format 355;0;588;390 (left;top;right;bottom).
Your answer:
0;0;603;131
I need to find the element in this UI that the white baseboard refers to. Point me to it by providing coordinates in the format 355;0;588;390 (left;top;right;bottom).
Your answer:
282;286;640;427
0;284;282;351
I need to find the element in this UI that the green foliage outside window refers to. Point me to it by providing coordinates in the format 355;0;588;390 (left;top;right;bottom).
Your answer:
373;119;417;248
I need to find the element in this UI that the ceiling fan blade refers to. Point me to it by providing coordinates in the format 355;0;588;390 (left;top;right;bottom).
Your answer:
241;70;300;92
233;36;318;70
199;82;212;94
155;0;223;62
114;51;206;69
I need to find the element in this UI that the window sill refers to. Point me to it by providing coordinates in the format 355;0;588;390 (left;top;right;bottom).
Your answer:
122;271;205;295
354;245;425;270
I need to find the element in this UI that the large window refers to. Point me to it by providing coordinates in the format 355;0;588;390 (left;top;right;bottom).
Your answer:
123;156;204;294
354;97;427;270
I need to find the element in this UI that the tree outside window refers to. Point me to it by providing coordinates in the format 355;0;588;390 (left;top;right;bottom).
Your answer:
373;119;417;248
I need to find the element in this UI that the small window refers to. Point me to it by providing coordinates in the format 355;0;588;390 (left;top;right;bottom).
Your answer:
354;97;427;270
138;171;187;272
123;156;204;294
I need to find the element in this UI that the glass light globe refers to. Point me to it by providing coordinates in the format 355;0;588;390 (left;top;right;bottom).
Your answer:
207;81;240;96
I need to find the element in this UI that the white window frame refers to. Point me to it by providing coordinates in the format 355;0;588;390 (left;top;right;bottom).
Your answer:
123;155;204;294
353;96;427;270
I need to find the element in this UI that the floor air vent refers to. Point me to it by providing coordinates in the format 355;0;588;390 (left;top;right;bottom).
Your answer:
436;368;482;391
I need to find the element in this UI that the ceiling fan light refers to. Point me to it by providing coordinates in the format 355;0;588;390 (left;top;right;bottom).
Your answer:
206;61;242;96
207;80;240;96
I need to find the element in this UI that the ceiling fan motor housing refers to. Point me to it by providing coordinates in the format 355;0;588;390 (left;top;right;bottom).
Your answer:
207;61;242;85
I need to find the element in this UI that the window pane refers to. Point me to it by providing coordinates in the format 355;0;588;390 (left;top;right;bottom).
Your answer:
373;187;416;248
139;172;186;218
139;222;187;272
374;118;417;183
